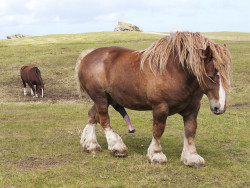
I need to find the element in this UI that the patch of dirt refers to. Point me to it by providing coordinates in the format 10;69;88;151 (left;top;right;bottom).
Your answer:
17;157;68;169
229;102;250;107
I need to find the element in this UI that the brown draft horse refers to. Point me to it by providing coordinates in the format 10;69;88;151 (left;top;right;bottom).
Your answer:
75;32;231;168
20;66;44;98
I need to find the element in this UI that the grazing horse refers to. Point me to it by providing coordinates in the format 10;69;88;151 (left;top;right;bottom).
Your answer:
20;66;44;98
75;32;231;168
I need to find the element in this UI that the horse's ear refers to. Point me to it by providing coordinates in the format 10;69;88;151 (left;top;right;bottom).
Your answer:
223;44;226;47
203;46;213;61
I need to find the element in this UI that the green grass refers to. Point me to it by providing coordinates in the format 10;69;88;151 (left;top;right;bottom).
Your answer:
0;31;249;187
202;31;250;41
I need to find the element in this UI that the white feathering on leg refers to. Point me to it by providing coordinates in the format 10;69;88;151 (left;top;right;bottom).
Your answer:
23;88;27;95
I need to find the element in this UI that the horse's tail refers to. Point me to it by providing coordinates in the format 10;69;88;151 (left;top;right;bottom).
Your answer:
75;49;94;98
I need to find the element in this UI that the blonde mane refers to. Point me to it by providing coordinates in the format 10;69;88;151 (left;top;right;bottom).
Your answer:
140;32;232;94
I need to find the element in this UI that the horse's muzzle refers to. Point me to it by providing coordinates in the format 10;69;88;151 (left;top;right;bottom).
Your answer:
210;100;226;115
210;106;225;115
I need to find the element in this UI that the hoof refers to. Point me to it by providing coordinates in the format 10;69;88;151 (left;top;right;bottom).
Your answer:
147;152;168;165
80;140;102;154
181;153;205;168
85;145;102;154
111;149;128;157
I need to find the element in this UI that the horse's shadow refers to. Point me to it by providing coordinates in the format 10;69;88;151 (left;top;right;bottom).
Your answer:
94;130;228;164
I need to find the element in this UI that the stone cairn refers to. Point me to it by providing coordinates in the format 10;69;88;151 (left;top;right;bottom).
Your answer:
114;21;143;32
7;33;31;39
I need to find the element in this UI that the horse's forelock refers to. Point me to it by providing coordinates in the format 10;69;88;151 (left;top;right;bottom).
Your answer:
210;43;232;94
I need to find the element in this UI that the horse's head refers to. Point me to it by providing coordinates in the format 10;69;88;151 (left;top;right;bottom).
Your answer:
201;46;230;115
37;84;44;98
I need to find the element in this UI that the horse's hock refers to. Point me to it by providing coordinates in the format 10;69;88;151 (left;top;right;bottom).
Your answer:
114;21;143;32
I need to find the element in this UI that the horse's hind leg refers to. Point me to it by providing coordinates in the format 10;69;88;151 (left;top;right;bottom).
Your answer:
80;105;102;153
80;102;127;156
95;102;127;157
22;80;27;95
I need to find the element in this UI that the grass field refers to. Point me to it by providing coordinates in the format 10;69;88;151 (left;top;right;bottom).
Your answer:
0;31;249;187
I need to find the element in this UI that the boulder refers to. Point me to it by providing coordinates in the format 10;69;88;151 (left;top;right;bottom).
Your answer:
114;21;142;32
7;33;31;39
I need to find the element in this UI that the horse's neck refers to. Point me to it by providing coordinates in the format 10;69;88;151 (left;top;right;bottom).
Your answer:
172;61;202;94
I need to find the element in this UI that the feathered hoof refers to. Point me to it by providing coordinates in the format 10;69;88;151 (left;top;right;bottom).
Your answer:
148;152;168;165
83;144;102;154
87;147;102;154
181;153;205;169
111;149;128;157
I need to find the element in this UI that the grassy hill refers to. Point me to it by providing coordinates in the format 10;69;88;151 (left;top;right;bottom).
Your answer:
0;32;249;187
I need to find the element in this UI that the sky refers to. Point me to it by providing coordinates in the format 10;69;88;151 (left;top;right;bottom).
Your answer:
0;0;249;39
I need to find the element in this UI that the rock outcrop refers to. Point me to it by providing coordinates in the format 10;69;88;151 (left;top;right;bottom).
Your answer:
114;21;142;32
7;33;31;39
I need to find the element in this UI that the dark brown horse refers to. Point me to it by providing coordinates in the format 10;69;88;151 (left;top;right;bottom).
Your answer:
20;66;44;98
75;32;231;168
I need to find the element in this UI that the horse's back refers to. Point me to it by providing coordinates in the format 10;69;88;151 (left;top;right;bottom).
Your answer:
20;65;41;84
79;46;137;82
80;46;140;80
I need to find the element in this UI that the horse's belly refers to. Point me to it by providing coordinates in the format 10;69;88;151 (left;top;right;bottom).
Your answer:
123;103;152;111
108;89;152;111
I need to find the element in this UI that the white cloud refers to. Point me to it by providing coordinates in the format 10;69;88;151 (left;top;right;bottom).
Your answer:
0;0;249;39
25;0;39;10
94;13;121;22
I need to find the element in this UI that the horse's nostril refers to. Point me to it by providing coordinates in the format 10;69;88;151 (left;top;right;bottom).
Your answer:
214;107;219;112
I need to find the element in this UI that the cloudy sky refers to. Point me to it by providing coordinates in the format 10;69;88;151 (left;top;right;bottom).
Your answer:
0;0;249;39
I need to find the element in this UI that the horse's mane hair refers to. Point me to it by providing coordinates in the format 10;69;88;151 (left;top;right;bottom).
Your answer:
33;67;44;86
140;32;232;94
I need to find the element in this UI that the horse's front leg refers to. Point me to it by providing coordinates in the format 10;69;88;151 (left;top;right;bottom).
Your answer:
28;83;36;97
147;104;168;164
181;111;205;168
